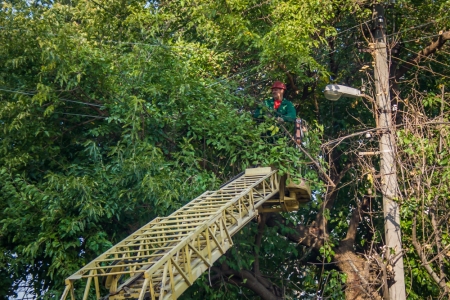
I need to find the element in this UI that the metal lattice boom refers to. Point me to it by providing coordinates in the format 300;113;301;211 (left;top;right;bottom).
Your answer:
61;167;279;300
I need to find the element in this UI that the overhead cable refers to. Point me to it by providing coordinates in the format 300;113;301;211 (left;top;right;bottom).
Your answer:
400;33;443;44
402;47;450;69
387;15;448;38
334;17;376;37
392;56;450;80
238;78;271;91
0;87;103;107
0;87;107;119
59;112;107;119
205;66;260;88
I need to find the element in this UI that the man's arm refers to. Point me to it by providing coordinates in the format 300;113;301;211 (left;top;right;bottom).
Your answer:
281;101;296;122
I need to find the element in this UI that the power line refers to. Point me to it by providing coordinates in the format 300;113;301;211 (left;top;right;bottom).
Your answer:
101;40;210;51
1;21;303;94
334;17;376;37
100;39;248;90
0;87;103;107
386;20;438;38
84;37;224;56
327;41;360;55
205;66;261;88
319;18;377;57
400;33;443;44
402;46;450;69
326;18;445;56
436;48;450;57
392;56;450;80
0;87;107;119
59;112;107;119
1;25;222;53
0;17;340;92
239;78;271;91
88;39;260;90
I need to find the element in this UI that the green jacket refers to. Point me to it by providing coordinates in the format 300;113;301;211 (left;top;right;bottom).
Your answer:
253;98;296;122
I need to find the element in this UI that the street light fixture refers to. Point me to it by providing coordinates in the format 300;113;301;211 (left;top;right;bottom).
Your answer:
324;84;362;101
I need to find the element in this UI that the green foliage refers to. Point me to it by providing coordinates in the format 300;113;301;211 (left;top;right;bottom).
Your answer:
1;0;450;298
0;0;324;297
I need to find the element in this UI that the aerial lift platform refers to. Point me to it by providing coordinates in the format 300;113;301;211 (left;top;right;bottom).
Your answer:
61;167;311;300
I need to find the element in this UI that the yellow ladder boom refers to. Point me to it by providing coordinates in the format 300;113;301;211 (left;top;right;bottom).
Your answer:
61;167;280;300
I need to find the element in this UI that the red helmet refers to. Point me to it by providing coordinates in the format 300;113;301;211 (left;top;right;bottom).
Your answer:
271;81;286;90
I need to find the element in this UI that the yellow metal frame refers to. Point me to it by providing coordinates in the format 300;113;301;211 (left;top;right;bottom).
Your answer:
61;167;280;300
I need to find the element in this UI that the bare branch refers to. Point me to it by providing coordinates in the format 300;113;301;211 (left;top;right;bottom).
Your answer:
412;213;450;295
212;265;283;300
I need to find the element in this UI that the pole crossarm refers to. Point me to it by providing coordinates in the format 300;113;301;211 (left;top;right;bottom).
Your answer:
61;167;279;300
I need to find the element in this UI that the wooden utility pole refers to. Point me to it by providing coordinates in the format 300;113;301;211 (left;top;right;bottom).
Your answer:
373;4;406;299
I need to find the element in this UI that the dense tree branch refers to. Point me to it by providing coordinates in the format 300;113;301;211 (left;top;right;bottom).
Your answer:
316;158;354;233
285;71;298;92
341;197;369;251
279;124;336;188
211;265;283;300
280;65;316;102
253;214;266;276
265;213;323;249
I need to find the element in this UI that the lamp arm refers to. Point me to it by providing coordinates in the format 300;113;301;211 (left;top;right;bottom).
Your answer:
362;93;375;103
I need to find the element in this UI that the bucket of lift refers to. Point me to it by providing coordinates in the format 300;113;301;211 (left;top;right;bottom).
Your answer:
261;173;311;213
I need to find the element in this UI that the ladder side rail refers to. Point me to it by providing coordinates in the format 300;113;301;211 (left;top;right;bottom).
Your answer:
61;169;279;300
109;172;279;299
137;170;277;277
159;171;279;299
67;191;213;278
111;173;276;299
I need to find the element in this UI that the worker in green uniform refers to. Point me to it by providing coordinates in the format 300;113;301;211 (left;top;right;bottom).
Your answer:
253;81;296;123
